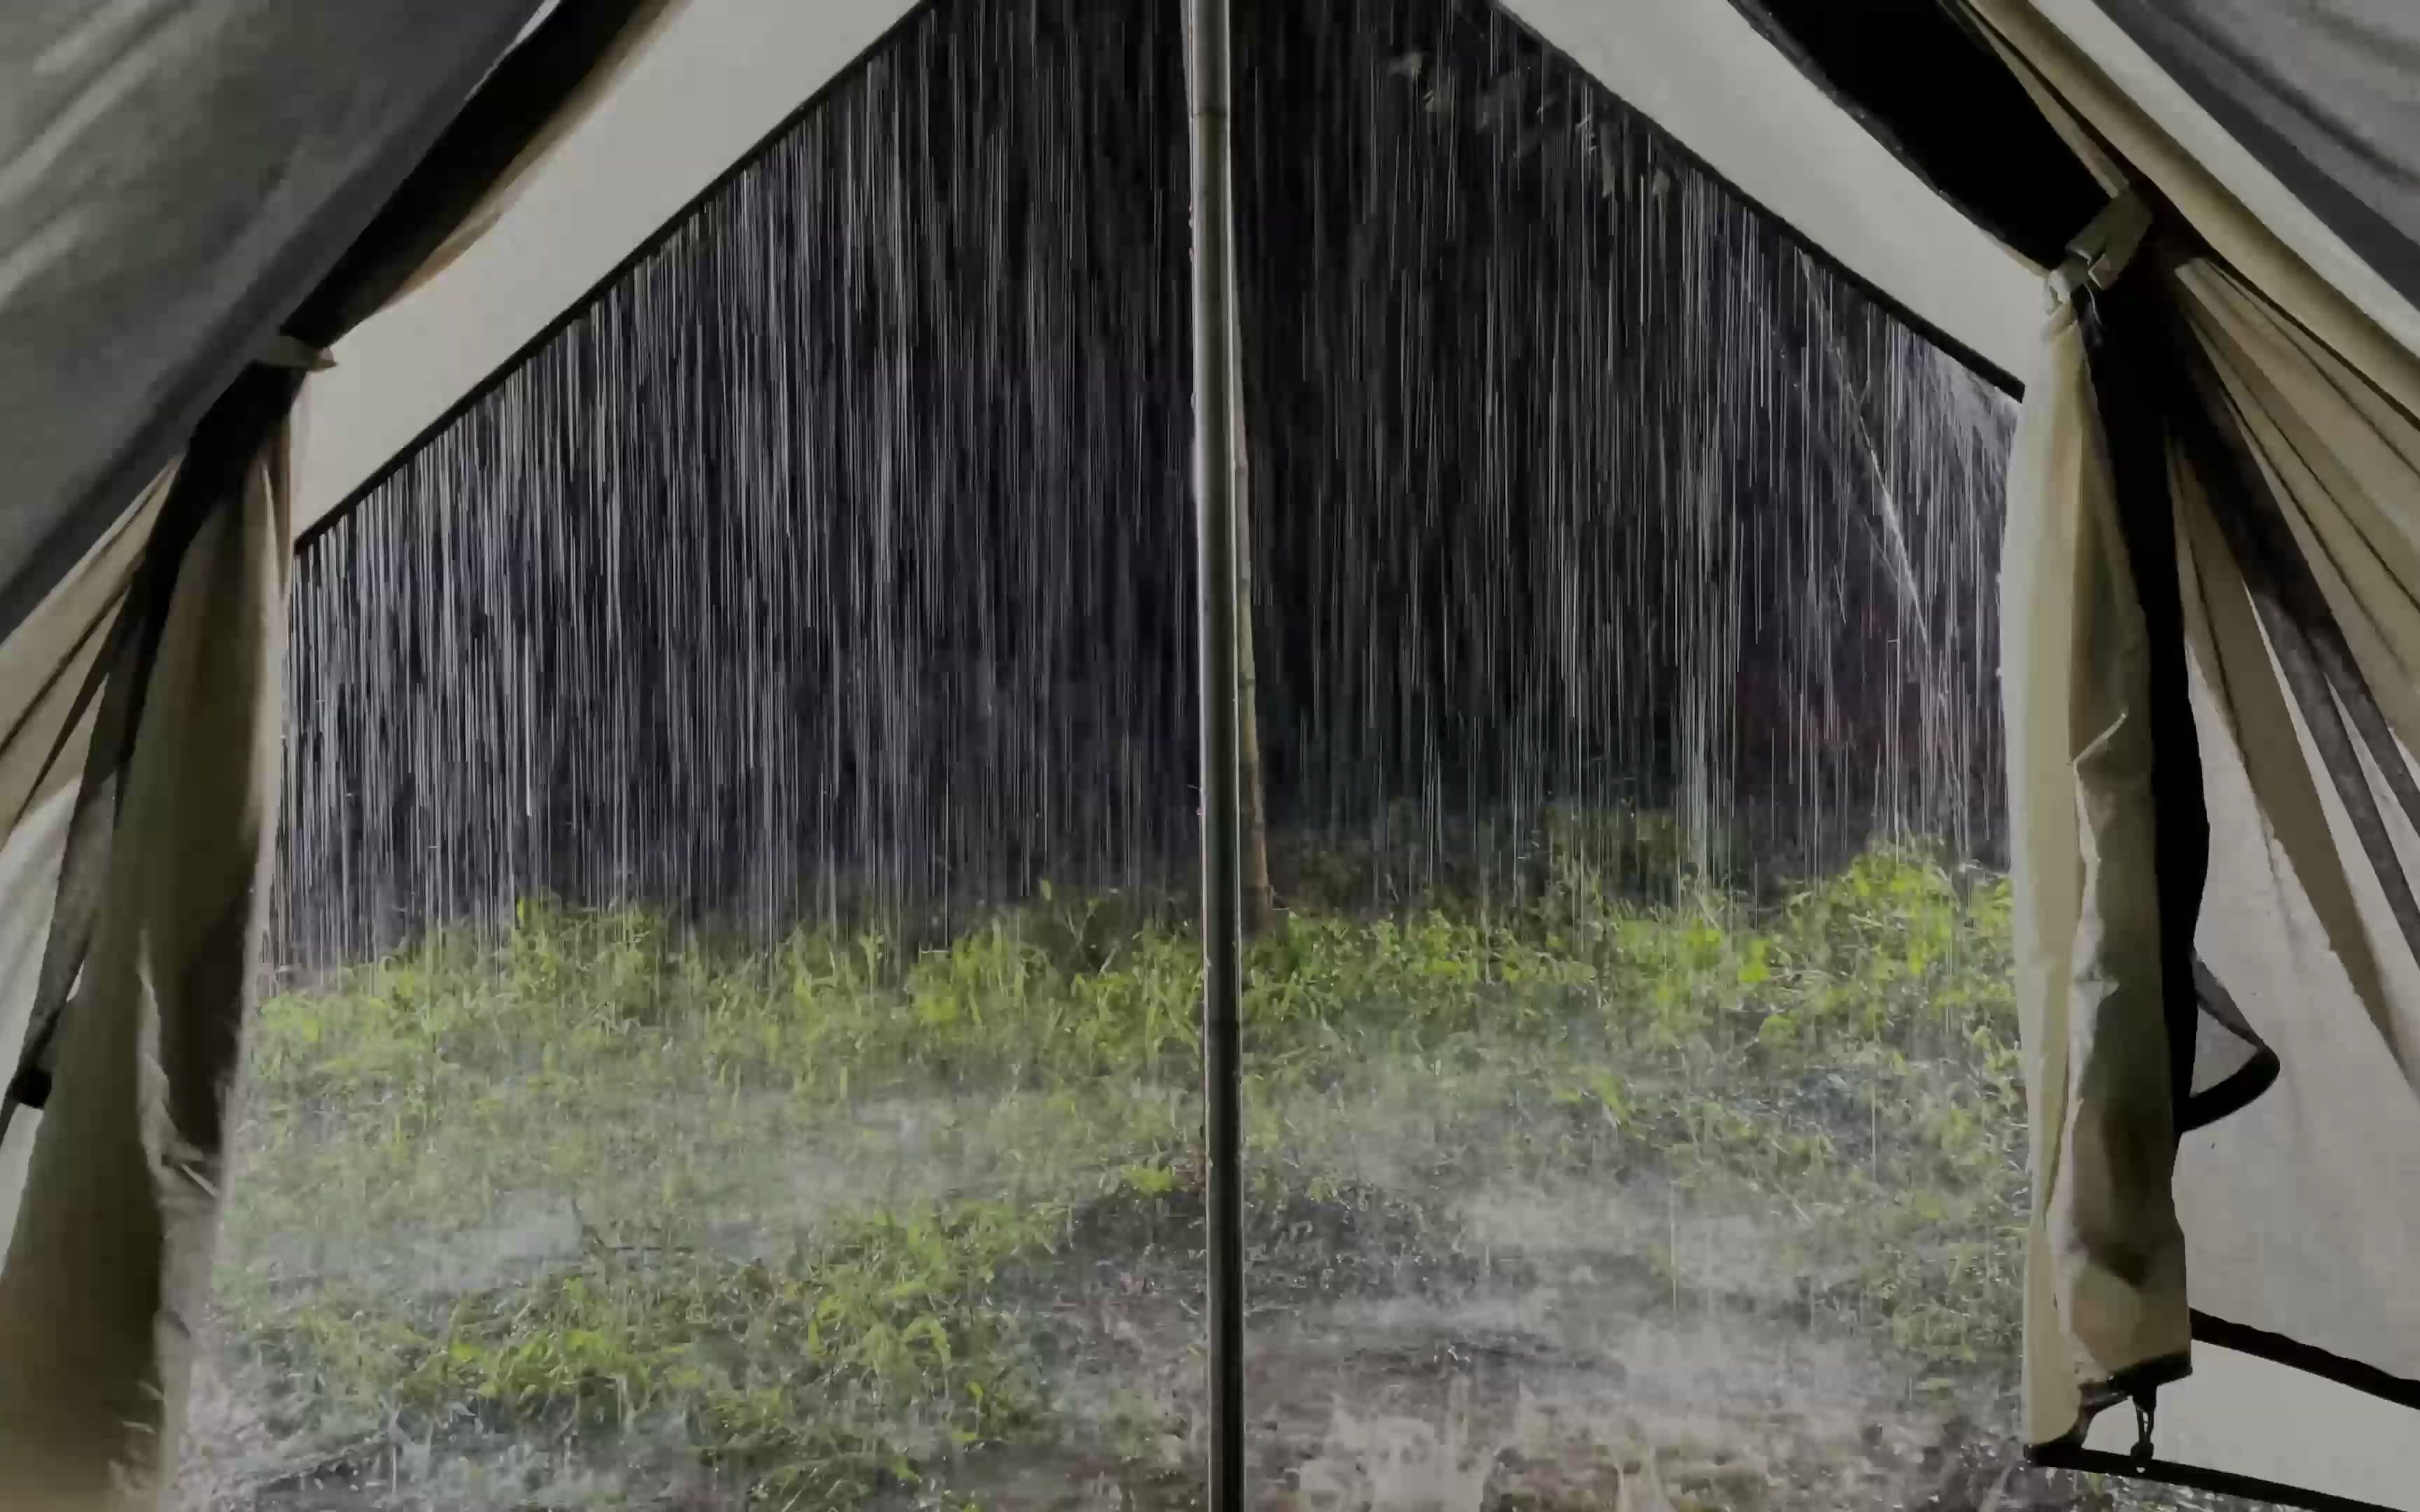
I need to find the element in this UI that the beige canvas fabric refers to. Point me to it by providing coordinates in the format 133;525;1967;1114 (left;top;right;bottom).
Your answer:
2168;260;2420;1378
290;0;933;527
0;8;686;1500
0;470;180;830
1968;0;2420;1474
382;0;693;307
0;433;291;1508
2001;290;2190;1444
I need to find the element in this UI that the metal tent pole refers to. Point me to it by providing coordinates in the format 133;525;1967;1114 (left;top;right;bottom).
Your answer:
1187;0;1246;1503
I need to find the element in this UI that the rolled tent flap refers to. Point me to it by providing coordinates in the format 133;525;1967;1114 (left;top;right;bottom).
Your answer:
0;468;176;840
1956;1;2420;1504
0;386;295;1508
0;17;557;1409
2001;251;2191;1450
0;787;80;1276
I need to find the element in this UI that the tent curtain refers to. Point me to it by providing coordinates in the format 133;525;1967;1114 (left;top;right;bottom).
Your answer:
1962;2;2420;1499
0;397;293;1507
0;2;681;1501
2001;262;2192;1449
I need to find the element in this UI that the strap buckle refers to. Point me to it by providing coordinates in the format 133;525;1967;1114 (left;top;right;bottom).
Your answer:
2130;1388;2159;1467
2047;190;2152;307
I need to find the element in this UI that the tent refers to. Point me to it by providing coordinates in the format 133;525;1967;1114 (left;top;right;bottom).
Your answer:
1;0;2416;1506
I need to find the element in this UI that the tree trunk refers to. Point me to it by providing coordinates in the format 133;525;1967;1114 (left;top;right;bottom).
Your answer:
1230;281;1277;935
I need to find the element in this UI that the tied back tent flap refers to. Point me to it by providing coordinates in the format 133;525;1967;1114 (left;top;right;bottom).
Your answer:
1918;2;2420;1504
1;0;2419;1505
1758;4;2420;1502
0;1;682;1498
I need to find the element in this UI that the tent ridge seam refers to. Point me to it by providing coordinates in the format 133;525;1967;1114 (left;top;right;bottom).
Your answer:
293;0;946;555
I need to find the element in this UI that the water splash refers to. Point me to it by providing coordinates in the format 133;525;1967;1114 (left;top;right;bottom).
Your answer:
234;0;2048;1506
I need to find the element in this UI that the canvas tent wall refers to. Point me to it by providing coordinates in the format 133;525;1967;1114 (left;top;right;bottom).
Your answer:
1737;3;2420;1508
4;1;2420;1508
1761;5;2420;1508
0;1;673;1497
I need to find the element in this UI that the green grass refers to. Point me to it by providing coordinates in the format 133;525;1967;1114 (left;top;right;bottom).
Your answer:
210;836;2026;1508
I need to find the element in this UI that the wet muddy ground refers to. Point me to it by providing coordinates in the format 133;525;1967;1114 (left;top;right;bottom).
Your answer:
184;1170;2220;1511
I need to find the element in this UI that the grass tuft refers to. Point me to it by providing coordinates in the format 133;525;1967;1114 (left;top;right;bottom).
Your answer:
214;839;2025;1506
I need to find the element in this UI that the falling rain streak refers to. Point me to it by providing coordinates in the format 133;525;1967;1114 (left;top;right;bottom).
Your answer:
278;0;1193;965
225;0;2058;1503
277;0;2010;966
1237;0;2014;906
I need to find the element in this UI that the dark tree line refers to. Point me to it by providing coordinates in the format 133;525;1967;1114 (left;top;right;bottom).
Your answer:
275;0;2011;963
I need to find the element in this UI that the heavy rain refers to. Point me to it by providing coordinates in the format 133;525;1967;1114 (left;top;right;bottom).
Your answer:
185;0;2265;1508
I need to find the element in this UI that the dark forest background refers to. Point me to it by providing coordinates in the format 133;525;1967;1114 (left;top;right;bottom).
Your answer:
274;0;2013;963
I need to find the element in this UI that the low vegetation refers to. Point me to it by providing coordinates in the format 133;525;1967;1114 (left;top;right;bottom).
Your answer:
194;828;2199;1509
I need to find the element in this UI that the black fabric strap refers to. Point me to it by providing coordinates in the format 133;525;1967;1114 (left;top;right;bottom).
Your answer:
2071;272;2211;1140
2194;1310;2420;1413
2178;956;2279;1133
2031;1440;2403;1512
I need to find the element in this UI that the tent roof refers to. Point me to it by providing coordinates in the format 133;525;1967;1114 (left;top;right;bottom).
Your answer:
288;0;2045;532
2089;0;2420;314
1739;0;2107;267
289;0;924;535
0;1;542;643
32;0;2419;660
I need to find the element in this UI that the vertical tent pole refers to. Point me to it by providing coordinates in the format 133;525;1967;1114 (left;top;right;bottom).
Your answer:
1188;0;1246;1503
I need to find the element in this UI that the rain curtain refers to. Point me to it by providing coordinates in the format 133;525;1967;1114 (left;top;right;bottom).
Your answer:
1965;1;2420;1504
0;2;681;1501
